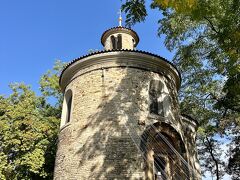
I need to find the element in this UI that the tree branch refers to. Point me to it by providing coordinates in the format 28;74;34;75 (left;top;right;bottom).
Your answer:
205;137;220;180
204;17;219;34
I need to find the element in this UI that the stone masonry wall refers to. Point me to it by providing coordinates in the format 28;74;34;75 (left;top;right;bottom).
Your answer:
54;66;200;179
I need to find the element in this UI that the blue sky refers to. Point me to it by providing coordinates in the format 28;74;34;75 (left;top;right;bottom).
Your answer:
0;0;173;96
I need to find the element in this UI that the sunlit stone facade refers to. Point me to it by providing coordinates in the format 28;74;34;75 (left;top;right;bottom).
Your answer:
54;26;201;180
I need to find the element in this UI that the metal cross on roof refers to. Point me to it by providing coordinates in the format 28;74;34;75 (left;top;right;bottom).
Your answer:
118;9;122;27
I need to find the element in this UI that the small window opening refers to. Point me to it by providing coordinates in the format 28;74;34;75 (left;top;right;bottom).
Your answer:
111;35;116;49
66;95;72;123
117;34;122;49
65;90;73;124
149;88;158;114
149;80;164;116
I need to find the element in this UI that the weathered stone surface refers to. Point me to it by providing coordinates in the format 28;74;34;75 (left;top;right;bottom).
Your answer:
54;66;201;179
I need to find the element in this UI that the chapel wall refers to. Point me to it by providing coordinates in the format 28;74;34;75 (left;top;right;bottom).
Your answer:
54;67;185;179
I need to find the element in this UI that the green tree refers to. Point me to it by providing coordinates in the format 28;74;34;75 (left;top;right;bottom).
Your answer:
39;60;66;120
39;60;66;105
0;61;66;179
0;84;58;179
122;0;239;178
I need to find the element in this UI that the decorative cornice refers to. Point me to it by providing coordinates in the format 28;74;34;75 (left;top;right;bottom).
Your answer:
59;49;181;92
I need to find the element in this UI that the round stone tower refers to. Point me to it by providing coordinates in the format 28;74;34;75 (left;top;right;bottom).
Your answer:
54;26;201;180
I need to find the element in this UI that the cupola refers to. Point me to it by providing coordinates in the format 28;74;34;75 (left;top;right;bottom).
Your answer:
101;27;139;50
101;11;139;50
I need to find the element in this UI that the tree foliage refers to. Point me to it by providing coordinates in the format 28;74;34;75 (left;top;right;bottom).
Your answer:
227;128;240;179
39;60;66;105
122;0;239;179
0;61;66;179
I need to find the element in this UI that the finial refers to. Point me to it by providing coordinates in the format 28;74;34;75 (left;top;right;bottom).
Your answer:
118;9;122;27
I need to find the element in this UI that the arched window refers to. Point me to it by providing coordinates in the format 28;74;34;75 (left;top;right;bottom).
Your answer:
66;96;72;123
64;89;73;124
111;35;116;49
117;34;122;49
149;80;164;116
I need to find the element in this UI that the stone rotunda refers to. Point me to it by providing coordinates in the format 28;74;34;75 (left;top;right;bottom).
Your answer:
54;23;201;180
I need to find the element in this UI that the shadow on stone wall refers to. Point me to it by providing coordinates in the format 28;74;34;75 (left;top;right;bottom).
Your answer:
54;53;190;179
74;63;151;179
